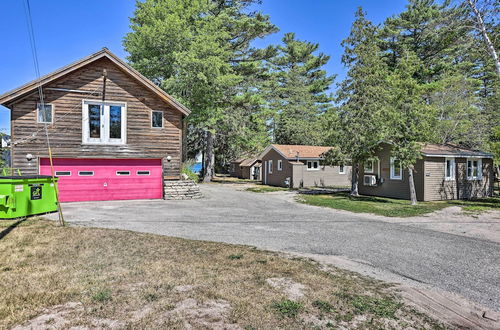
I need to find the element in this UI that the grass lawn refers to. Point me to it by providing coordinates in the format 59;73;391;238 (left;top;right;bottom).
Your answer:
246;186;290;193
298;192;500;217
0;219;443;329
297;193;449;217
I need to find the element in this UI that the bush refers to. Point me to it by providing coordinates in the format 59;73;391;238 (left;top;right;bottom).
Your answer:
181;160;200;182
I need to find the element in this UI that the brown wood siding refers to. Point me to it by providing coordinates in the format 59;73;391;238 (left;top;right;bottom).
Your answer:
424;157;457;200
261;148;351;188
9;57;183;177
457;157;494;199
358;143;425;201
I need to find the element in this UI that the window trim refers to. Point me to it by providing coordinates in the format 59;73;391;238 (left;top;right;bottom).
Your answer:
151;110;164;128
78;171;94;176
390;157;402;180
445;157;455;181
116;170;131;176
82;99;127;145
55;171;71;176
466;158;482;180
364;160;374;174
307;160;320;171
137;170;151;176
277;159;283;171
339;164;346;174
268;160;273;174
37;103;54;124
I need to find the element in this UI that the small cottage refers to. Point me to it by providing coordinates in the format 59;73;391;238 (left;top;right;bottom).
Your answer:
229;157;261;180
260;144;351;188
0;48;190;202
358;143;494;201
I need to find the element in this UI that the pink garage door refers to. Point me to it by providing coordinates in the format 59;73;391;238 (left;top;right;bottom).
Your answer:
39;158;163;202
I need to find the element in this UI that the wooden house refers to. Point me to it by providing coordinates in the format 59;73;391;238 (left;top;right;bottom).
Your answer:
0;48;190;202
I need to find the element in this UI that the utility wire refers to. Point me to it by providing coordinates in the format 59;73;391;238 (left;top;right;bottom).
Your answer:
23;0;65;226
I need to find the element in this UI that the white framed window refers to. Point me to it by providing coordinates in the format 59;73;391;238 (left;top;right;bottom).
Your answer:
37;103;53;123
116;171;130;176
307;160;319;171
466;158;482;180
151;110;163;128
78;171;94;176
55;171;71;176
445;158;455;181
364;160;374;173
82;100;127;144
390;157;402;180
268;160;273;174
339;164;346;174
278;159;283;171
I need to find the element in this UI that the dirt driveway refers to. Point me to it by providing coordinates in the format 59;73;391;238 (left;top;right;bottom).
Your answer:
49;183;500;314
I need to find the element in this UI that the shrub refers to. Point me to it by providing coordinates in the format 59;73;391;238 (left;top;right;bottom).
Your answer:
272;300;303;318
181;160;200;182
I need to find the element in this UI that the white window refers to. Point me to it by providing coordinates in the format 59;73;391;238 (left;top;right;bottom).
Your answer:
467;158;482;180
137;170;150;176
445;158;455;180
78;171;94;176
55;171;71;176
268;160;273;174
390;157;402;180
339;164;346;174
37;103;53;123
82;100;127;144
278;159;283;171
364;160;374;173
152;110;163;128
307;160;319;171
116;171;130;176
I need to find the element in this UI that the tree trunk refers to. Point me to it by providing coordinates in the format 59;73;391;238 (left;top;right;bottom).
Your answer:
202;130;215;183
467;0;500;79
408;166;418;205
350;163;359;196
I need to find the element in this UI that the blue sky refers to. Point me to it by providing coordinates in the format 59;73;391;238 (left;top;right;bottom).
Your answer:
0;0;408;133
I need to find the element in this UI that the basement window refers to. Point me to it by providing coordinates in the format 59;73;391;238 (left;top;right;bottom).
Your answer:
37;104;53;124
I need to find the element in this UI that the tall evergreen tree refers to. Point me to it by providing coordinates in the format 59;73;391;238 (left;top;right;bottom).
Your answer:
124;0;277;181
268;33;334;146
329;8;391;196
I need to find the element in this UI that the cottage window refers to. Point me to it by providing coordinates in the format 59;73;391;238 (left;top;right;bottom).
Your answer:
364;160;374;173
339;164;345;174
152;111;163;128
83;100;126;144
445;158;455;180
390;157;402;180
307;160;319;171
37;103;53;123
268;160;273;174
278;159;283;171
466;158;482;180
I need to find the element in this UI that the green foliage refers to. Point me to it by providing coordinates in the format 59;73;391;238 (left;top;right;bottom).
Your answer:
272;300;303;318
228;254;244;260
245;186;289;193
268;33;334;146
91;289;112;302
350;295;402;318
312;300;335;314
181;160;199;182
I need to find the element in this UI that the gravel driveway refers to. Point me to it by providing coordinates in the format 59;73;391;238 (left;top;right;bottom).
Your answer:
52;183;500;312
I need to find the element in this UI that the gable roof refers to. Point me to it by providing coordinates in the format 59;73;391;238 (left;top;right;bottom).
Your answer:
421;143;493;158
0;48;190;116
240;158;261;167
262;144;333;160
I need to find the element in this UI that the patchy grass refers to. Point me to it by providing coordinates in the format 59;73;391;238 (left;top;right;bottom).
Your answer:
0;219;444;329
447;197;500;213
246;186;290;193
297;193;448;217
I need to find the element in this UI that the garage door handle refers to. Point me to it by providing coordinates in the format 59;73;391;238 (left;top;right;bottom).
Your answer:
104;182;108;187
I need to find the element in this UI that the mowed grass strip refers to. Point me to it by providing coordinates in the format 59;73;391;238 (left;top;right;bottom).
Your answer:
297;193;449;217
246;186;290;193
0;219;444;329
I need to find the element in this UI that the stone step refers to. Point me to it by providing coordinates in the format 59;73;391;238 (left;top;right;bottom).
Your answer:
164;180;203;200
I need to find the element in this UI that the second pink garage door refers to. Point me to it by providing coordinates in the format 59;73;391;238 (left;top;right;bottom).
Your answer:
39;158;163;202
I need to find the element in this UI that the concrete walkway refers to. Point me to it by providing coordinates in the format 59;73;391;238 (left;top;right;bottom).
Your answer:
51;183;500;313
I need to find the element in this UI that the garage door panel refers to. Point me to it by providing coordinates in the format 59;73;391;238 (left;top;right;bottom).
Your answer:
39;158;163;202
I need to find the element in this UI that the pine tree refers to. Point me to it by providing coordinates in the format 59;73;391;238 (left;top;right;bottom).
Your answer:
329;8;391;196
124;0;277;181
267;33;334;146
